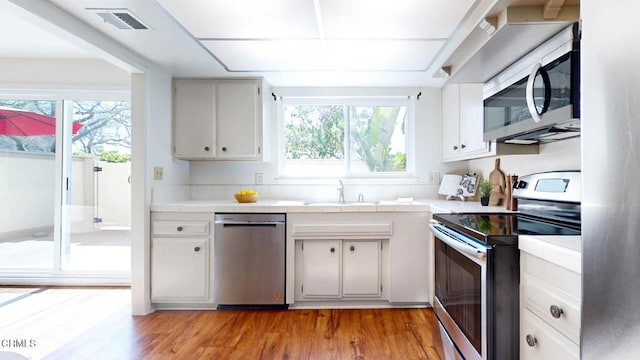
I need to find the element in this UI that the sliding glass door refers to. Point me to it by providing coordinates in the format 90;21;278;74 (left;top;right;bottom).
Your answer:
0;99;57;270
0;94;131;281
64;100;132;273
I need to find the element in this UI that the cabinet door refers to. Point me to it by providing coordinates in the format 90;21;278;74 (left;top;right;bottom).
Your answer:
441;84;461;161
151;237;210;302
215;80;261;159
174;80;216;159
521;309;579;360
459;84;488;154
300;240;341;298
343;240;381;297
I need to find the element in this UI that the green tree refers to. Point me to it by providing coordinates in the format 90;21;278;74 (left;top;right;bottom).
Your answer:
350;106;406;172
284;104;407;173
285;105;344;159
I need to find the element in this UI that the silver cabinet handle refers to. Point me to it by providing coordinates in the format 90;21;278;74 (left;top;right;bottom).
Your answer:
550;305;564;318
526;334;537;347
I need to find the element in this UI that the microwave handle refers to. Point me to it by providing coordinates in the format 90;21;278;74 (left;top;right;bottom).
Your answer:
526;62;551;123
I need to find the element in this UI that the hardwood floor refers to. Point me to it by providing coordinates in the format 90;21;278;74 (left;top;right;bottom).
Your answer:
0;287;444;360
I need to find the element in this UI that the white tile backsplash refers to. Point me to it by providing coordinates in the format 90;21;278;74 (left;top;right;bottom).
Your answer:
188;183;430;201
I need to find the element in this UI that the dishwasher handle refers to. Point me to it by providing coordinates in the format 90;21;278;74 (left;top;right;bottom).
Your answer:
215;220;284;227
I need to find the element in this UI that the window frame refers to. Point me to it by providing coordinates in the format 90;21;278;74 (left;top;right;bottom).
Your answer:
277;96;416;180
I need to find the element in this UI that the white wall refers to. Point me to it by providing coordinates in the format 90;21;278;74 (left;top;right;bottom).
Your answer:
147;73;190;203
0;58;130;87
188;86;466;202
131;67;191;315
468;137;581;179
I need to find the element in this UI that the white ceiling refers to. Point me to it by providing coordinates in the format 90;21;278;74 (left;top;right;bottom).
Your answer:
156;0;473;73
1;0;577;87
0;4;94;59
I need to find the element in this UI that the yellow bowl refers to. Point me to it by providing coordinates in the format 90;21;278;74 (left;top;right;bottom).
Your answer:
234;193;259;203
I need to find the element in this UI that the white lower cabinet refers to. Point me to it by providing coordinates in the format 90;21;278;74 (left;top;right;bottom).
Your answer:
342;240;381;296
297;239;382;300
287;212;431;305
299;240;341;298
151;237;209;302
519;236;581;360
521;308;579;360
151;213;214;305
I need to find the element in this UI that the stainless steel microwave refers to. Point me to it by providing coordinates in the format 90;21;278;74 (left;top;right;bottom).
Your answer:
483;23;580;144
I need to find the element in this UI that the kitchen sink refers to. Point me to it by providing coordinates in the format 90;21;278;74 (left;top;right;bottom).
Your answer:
303;201;380;206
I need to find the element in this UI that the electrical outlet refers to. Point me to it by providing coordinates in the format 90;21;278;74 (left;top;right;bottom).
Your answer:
255;172;264;185
154;166;163;181
428;171;440;185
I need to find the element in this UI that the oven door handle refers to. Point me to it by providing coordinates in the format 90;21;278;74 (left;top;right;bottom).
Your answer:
429;224;487;259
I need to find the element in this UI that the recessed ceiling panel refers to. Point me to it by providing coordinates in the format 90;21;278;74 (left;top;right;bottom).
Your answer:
201;40;326;71
325;39;444;71
156;0;319;39
319;0;476;39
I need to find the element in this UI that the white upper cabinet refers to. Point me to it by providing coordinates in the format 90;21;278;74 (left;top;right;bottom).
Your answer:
174;78;263;160
174;79;217;159
441;83;489;162
215;80;262;159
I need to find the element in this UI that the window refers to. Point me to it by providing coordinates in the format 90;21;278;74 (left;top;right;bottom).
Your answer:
281;97;413;178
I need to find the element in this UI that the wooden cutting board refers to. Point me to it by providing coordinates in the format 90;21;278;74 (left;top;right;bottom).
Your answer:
489;158;506;206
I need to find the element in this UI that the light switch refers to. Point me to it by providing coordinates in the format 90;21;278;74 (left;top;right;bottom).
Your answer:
255;172;264;185
154;166;163;181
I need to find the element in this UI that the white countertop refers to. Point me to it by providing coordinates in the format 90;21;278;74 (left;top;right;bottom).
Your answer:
519;235;582;273
150;198;510;214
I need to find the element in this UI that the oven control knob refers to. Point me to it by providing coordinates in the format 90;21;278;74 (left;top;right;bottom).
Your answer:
517;180;528;189
525;334;537;347
550;305;564;318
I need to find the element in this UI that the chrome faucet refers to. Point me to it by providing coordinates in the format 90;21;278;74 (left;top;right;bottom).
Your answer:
337;180;345;204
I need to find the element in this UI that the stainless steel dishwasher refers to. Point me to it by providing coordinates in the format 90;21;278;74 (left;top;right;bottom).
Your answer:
213;213;287;309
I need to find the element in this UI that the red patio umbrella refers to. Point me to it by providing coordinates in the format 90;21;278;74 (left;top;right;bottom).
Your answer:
0;106;82;136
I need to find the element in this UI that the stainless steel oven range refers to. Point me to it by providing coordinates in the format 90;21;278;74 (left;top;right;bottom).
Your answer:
429;171;581;360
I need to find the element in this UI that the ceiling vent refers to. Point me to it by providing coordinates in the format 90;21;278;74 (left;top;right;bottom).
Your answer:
87;8;149;30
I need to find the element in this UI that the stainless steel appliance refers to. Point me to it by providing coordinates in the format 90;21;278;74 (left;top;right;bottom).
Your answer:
429;171;581;360
582;2;640;358
213;213;287;309
483;23;580;144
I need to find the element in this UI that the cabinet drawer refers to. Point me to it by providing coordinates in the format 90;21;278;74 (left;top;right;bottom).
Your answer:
522;273;581;343
521;252;580;299
521;309;579;360
153;221;209;236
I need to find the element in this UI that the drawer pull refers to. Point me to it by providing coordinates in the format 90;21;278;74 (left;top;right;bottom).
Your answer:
525;334;537;347
350;245;355;252
176;226;183;232
550;305;564;319
194;246;201;252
